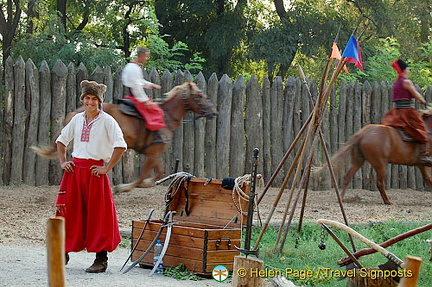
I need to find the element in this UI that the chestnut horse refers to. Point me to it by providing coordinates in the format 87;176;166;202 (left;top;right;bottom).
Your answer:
315;107;432;205
33;81;217;193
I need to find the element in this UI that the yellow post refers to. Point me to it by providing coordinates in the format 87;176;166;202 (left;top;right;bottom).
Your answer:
46;217;66;287
398;255;422;287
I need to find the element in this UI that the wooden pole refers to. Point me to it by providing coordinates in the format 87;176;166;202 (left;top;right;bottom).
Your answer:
339;223;432;266
427;239;432;261
256;112;313;204
398;255;422;287
253;138;306;250
232;255;264;287
276;59;347;252
46;217;66;287
298;64;356;251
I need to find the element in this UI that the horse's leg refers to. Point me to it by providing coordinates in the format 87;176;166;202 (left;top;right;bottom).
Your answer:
114;155;158;193
139;159;164;188
340;164;362;200
373;164;392;205
368;160;392;205
417;165;432;190
340;147;365;200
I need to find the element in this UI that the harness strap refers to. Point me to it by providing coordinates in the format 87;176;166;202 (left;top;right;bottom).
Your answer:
183;175;193;216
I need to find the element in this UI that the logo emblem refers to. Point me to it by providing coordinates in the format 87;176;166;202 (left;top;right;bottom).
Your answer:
212;265;229;282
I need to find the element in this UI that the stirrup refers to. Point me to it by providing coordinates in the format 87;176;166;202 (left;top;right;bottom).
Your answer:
418;154;432;165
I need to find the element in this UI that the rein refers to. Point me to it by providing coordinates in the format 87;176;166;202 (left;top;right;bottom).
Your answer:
162;87;212;129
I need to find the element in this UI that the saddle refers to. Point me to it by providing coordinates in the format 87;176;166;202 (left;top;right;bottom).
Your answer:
115;98;143;119
397;128;417;143
114;98;169;149
396;128;432;143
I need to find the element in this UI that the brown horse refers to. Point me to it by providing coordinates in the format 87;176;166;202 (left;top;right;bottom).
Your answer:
315;107;432;205
33;81;217;193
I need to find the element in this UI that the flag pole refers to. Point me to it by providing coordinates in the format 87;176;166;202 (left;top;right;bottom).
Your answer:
319;25;341;96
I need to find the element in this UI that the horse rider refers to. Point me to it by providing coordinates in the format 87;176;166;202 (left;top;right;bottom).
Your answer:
382;59;432;164
122;47;167;143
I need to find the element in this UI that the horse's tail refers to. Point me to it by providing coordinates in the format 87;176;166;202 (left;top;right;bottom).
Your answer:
31;112;77;159
313;134;360;175
31;142;58;158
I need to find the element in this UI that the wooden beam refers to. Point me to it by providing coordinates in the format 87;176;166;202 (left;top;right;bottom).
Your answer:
46;217;65;287
398;255;422;287
232;255;264;287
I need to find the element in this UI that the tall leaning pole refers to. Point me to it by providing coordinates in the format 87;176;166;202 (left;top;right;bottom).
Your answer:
254;24;365;252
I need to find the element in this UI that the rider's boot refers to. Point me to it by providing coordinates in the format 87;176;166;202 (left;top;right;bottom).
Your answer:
152;129;168;144
417;144;432;164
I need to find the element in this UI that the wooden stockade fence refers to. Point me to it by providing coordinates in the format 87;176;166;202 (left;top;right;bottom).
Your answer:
1;56;431;192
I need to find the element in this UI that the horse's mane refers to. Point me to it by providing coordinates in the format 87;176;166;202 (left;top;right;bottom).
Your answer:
419;105;432;117
162;82;196;102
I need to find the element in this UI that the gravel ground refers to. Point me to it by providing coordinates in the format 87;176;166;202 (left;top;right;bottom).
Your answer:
1;184;431;286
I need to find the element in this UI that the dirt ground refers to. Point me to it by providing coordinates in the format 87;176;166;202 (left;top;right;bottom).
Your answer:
0;183;431;286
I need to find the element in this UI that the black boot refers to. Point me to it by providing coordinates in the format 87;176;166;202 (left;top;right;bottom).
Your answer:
418;152;432;164
152;130;168;144
85;251;108;273
418;144;432;164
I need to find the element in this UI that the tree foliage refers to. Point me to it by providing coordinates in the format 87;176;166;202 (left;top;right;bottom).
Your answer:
0;0;431;83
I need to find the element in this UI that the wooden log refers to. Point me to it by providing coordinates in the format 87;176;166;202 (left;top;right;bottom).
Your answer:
168;70;185;174
245;75;263;175
160;69;174;175
291;77;301;165
361;81;373;190
261;77;271;182
103;66;113;103
46;217;65;287
23;59;40;185
205;73;218;177
0;62;4;185
66;63;77;113
111;66;124;185
182;71;195;175
75;63;88;108
230;76;246;177
50;60;68;184
90;65;104;84
338;81;348;187
143;69;153;99
11;56;27;184
122;149;137;183
278;76;293;187
150;67;161;99
398;255;422;287
35;60;51;186
232;255;264;287
216;74;232;178
194;72;206;177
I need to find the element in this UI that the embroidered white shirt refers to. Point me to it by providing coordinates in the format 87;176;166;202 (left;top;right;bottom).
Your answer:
56;111;127;162
122;62;153;102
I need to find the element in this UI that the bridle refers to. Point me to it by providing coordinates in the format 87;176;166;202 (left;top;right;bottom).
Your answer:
181;88;214;116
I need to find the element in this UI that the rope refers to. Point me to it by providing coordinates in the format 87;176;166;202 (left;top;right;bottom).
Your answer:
230;174;264;229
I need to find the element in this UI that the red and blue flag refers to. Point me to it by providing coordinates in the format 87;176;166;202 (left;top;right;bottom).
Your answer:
342;35;363;71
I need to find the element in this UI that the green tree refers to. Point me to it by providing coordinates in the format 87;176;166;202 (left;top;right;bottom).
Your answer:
7;0;204;72
0;0;21;61
155;0;256;77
